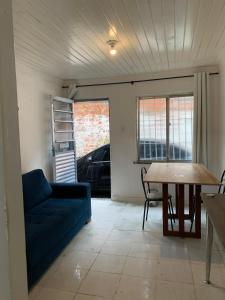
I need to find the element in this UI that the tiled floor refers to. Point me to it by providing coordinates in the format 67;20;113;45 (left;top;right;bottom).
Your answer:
29;199;225;300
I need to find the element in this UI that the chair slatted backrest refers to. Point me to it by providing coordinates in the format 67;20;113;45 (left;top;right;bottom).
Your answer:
141;167;152;200
218;170;225;194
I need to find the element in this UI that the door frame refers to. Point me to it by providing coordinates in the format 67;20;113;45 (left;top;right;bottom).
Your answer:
73;98;111;193
0;1;28;299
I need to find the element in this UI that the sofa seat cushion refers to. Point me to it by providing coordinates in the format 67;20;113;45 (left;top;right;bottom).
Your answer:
25;198;85;268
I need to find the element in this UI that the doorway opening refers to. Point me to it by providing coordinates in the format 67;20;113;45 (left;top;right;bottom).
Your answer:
73;99;111;197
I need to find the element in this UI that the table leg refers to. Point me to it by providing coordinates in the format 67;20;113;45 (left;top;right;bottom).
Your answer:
162;183;169;236
178;184;185;234
174;184;179;218
189;184;194;219
205;214;213;284
195;185;201;238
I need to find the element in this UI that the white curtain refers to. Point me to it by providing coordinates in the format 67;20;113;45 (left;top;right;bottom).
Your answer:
192;72;209;166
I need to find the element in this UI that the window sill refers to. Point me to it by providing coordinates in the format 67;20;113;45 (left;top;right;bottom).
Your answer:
133;160;192;164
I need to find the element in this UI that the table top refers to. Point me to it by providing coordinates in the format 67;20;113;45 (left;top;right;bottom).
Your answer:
144;163;220;185
201;193;225;249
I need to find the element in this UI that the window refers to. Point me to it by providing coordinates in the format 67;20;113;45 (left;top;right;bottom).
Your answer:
137;95;194;161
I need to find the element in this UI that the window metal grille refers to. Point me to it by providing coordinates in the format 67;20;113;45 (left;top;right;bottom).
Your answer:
137;95;194;161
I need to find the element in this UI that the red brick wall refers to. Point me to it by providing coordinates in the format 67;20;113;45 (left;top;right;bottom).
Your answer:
73;101;110;158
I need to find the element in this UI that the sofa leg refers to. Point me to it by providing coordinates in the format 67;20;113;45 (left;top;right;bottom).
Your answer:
85;218;91;224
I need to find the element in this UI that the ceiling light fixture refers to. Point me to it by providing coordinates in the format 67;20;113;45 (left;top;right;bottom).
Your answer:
109;26;117;38
107;39;118;56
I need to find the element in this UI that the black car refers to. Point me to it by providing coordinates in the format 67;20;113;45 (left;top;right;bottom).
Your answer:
77;144;111;195
77;142;191;194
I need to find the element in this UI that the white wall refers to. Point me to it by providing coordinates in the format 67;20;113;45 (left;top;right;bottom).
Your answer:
0;108;11;300
207;73;221;176
217;54;225;176
0;1;28;299
72;66;220;202
16;63;62;179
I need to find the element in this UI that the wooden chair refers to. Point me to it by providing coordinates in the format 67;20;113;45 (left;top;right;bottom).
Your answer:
218;169;225;194
141;167;175;230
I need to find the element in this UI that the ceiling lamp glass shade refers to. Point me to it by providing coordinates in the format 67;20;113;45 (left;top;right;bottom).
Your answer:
107;40;118;56
110;48;117;55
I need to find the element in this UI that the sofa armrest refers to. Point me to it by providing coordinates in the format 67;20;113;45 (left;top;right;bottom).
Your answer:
50;182;91;199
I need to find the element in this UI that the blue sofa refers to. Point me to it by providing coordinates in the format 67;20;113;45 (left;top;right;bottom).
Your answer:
22;169;91;288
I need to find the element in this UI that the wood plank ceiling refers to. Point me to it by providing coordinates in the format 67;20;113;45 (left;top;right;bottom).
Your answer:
13;0;225;79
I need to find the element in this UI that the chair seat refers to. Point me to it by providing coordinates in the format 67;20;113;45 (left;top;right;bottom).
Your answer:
147;191;172;201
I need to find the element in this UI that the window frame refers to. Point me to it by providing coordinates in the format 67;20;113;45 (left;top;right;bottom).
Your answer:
136;93;194;163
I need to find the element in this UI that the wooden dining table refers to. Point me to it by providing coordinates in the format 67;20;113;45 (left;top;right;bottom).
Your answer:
144;163;220;238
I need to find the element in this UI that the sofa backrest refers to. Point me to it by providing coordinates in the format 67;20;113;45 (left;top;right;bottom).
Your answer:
22;169;52;212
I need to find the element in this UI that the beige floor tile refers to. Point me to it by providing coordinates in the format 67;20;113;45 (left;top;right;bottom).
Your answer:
160;236;187;248
38;262;60;286
195;284;225;300
155;280;195;300
101;241;130;255
186;236;217;250
39;262;88;293
78;271;120;299
31;199;222;300
74;294;108;300
67;237;106;253
128;243;160;259
61;240;80;256
159;243;189;260
77;228;111;241
59;250;98;269
85;219;114;231
107;229;144;242
158;258;193;284
189;248;224;265
113;220;143;231
34;288;74;300
214;234;224;251
144;222;164;235
91;254;126;274
123;257;159;279
220;250;225;265
29;286;41;300
191;263;225;287
114;275;156;300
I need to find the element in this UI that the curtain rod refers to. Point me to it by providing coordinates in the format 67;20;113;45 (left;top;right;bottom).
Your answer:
62;72;219;89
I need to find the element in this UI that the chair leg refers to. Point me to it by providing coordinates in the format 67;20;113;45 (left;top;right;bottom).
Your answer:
142;201;147;230
190;197;196;232
190;217;194;232
168;201;174;231
169;198;176;223
146;201;150;221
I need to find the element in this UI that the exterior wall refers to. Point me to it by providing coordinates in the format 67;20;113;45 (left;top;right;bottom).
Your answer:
71;66;219;202
74;101;110;158
16;62;62;179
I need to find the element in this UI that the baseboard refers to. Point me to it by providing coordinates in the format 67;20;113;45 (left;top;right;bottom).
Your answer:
111;195;144;204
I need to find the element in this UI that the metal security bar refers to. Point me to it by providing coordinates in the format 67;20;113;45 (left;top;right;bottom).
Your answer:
138;97;167;161
137;95;194;162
